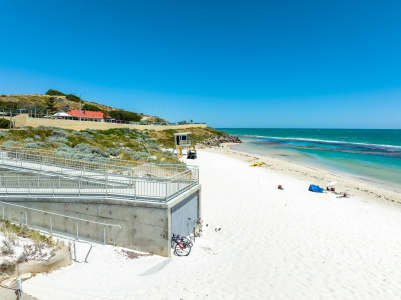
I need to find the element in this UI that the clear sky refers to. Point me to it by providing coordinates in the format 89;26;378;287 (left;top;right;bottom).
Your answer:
0;1;400;128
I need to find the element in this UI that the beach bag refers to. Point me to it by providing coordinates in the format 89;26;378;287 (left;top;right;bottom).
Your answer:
308;184;323;193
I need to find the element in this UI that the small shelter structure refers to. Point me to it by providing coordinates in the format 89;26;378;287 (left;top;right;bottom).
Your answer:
174;132;193;158
174;132;192;148
52;112;71;119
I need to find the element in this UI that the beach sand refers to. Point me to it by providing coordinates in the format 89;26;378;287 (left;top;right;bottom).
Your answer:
220;143;401;204
23;149;401;299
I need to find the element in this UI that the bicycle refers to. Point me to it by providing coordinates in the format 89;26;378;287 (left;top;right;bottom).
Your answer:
172;234;193;256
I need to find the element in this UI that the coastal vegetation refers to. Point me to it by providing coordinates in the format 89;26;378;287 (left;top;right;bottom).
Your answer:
0;126;239;163
65;94;81;102
1;219;56;249
45;89;66;96
0;218;70;291
0;118;11;129
82;103;102;111
148;127;240;148
108;110;142;122
0;127;179;163
0;91;240;163
45;89;82;103
0;91;162;123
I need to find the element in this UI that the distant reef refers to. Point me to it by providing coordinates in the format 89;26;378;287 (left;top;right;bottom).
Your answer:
199;134;241;147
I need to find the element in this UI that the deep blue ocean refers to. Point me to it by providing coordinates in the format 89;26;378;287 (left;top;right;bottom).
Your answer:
218;128;401;188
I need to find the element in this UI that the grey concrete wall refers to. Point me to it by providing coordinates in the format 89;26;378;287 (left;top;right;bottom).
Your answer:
0;185;200;257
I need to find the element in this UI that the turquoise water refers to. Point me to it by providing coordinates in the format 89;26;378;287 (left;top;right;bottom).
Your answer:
219;128;401;187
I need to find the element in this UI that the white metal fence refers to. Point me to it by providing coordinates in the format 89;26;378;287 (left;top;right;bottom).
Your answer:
0;174;197;201
0;200;122;246
0;175;135;198
0;146;191;179
0;147;199;202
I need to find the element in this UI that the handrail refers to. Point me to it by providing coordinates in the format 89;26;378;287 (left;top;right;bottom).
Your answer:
0;146;199;201
0;175;130;186
0;145;186;168
0;200;115;263
0;200;121;229
167;169;193;180
0;146;195;180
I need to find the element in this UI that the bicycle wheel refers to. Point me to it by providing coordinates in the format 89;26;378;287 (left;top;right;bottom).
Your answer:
180;236;193;247
174;242;191;256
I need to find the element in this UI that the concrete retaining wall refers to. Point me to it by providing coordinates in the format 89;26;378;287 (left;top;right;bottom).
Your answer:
1;186;200;257
10;114;206;131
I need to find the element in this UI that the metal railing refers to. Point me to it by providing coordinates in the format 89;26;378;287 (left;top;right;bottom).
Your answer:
0;200;122;246
0;175;135;198
0;146;191;179
0;147;199;202
0;173;197;202
0;174;197;201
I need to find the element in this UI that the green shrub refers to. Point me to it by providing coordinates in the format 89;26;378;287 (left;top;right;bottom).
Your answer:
48;136;68;143
66;94;81;102
46;97;57;113
45;89;65;96
66;135;89;147
0;131;9;137
51;129;70;137
101;128;136;137
24;141;48;149
0;118;11;129
2;140;18;148
30;231;41;244
82;103;102;111
109;110;141;122
0;101;18;110
153;116;167;123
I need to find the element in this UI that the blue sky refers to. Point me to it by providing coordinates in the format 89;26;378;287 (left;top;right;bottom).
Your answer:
0;1;400;128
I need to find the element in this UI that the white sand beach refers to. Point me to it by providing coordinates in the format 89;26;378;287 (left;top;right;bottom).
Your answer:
23;149;401;299
222;143;401;204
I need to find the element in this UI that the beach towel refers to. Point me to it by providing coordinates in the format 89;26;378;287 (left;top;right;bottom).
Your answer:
308;184;323;193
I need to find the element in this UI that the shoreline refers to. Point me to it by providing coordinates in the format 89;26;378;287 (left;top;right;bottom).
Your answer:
206;143;401;205
22;149;401;299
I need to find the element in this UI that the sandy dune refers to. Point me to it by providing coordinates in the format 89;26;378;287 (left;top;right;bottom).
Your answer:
24;150;401;299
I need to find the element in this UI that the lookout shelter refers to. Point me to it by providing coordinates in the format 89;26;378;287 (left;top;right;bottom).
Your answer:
174;132;192;148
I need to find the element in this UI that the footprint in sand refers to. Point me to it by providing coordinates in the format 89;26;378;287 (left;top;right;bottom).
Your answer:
201;246;217;255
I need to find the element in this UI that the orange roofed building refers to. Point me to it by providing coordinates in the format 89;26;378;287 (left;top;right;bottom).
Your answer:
67;110;104;121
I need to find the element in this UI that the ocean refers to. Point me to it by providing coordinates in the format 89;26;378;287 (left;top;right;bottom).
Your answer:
218;128;401;188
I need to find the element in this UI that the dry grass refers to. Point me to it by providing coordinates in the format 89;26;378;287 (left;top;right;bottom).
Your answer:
1;94;113;112
0;219;55;248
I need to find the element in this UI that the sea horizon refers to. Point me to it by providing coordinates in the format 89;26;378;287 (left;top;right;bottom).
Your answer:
218;128;401;188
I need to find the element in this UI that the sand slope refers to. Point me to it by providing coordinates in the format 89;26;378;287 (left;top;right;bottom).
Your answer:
24;150;401;299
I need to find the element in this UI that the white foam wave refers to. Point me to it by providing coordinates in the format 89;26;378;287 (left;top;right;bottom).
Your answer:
239;135;401;151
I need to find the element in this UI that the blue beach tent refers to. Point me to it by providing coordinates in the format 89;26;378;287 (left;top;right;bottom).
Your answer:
308;184;324;193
